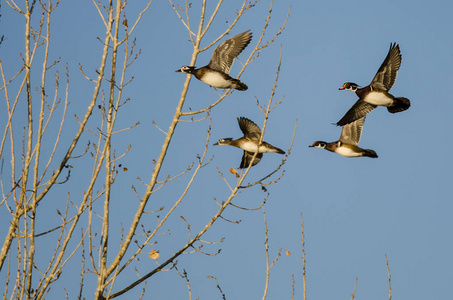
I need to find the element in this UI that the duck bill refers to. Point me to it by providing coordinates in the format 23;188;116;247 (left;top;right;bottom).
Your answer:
338;86;345;90
175;69;182;72
213;142;219;146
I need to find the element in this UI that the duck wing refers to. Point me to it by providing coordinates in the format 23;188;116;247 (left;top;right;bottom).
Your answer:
336;99;376;126
370;43;401;91
208;30;252;74
237;117;262;140
240;151;263;168
339;116;366;146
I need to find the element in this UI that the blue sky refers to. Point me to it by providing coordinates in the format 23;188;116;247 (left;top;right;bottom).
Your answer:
1;0;453;299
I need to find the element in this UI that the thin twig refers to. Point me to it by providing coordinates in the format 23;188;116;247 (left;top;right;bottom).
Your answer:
350;277;358;300
301;213;307;300
386;254;391;300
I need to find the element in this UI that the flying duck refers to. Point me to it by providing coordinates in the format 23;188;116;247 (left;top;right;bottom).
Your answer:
310;116;378;158
176;30;252;91
214;117;285;168
336;43;410;126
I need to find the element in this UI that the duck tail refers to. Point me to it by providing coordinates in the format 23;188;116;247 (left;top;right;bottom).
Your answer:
234;79;248;91
363;149;378;158
275;147;285;154
388;97;410;113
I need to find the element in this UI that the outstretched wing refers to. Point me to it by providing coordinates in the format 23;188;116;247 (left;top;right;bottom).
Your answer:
370;43;402;91
237;117;262;140
240;151;263;168
208;30;252;74
336;99;377;126
339;116;366;146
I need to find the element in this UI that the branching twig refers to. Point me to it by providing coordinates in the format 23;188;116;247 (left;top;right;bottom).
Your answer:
208;275;226;300
262;207;282;300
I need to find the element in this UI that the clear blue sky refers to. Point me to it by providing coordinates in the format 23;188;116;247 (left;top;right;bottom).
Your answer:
1;0;453;299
